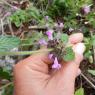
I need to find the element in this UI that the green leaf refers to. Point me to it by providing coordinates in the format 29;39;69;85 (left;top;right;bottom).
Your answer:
21;31;44;46
88;70;95;76
61;33;69;44
26;5;41;20
84;50;92;58
0;35;20;52
75;88;84;95
63;47;75;61
0;68;11;80
9;10;27;27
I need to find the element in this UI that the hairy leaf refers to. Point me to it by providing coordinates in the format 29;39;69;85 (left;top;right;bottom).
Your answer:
63;47;75;61
88;70;95;76
9;5;41;27
0;35;20;52
75;88;84;95
9;10;27;27
61;33;69;44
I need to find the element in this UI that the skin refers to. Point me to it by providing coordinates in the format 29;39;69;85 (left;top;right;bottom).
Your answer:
14;33;85;95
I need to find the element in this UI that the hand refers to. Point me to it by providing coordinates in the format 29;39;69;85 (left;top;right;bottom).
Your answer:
14;33;85;95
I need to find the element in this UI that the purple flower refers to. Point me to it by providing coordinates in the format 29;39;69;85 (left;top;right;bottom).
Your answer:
52;57;61;69
39;39;47;45
59;22;64;28
12;6;19;10
46;29;54;40
83;5;90;14
45;16;49;20
49;54;53;59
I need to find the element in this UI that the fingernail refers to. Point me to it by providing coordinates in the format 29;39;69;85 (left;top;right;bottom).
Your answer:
69;33;83;44
73;43;86;55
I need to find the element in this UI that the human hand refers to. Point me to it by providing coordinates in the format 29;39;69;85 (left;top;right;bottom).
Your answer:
14;33;85;95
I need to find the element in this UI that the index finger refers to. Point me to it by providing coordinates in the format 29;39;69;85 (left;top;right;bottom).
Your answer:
69;33;83;44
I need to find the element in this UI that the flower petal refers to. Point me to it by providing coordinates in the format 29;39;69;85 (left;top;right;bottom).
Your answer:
52;57;61;69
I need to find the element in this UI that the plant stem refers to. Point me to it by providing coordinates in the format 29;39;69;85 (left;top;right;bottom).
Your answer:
0;19;5;35
0;49;52;56
0;82;13;90
28;26;47;30
81;73;95;89
90;30;95;64
7;20;14;36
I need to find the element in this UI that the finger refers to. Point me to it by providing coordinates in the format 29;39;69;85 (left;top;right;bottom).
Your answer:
73;43;86;55
69;33;83;44
47;33;84;75
54;43;85;84
62;43;85;79
60;53;83;82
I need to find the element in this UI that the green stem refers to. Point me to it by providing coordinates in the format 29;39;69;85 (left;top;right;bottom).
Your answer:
0;82;13;90
0;49;52;56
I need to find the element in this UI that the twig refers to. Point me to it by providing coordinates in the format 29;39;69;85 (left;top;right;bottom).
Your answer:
92;46;95;64
0;19;5;35
90;30;95;64
81;73;95;89
7;20;14;36
0;82;13;90
28;26;47;30
0;0;20;10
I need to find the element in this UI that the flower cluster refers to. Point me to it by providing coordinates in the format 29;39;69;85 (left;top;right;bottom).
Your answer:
83;5;91;14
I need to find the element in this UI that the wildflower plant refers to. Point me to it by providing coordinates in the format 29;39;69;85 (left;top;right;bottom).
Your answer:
0;0;95;95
